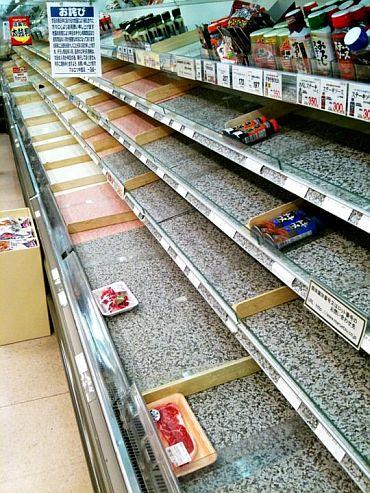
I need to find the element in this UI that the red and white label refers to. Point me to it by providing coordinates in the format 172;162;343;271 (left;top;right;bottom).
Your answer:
12;66;28;83
166;442;192;467
320;79;347;115
297;75;321;109
347;83;370;121
264;71;282;100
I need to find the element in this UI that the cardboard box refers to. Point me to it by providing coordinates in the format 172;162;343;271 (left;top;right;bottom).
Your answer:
0;208;50;345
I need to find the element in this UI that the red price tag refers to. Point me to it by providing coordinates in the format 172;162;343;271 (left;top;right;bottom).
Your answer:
320;79;347;115
297;75;321;109
347;82;370;121
264;71;282;100
308;96;319;108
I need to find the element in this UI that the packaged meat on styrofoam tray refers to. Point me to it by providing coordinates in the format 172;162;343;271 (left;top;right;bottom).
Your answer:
92;281;138;316
148;393;217;477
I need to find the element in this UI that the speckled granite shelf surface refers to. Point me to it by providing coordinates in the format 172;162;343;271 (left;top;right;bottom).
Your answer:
160;86;259;132
74;167;369;468
103;149;148;182
75;229;359;493
183;384;358;493
139;135;369;317
130;180;192;223
160;209;282;305
76;227;246;390
148;86;370;212
238;300;369;461
286;228;369;314
253;114;370;209
120;175;369;464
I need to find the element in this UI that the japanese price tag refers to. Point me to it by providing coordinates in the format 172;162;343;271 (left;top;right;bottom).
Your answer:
195;59;203;81
305;280;367;349
47;3;101;77
297;75;321;109
232;65;248;91
321;79;347;115
246;67;263;95
216;63;231;88
135;49;146;66
160;53;176;72
176;57;196;79
127;47;135;63
118;46;127;61
166;442;192;467
264;70;282;100
232;66;263;95
203;61;216;84
12;66;28;84
143;51;160;70
347;82;370;121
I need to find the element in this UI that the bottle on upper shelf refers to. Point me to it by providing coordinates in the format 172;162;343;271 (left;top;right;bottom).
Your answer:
172;8;186;35
285;8;315;74
345;25;370;79
331;10;356;79
307;9;336;75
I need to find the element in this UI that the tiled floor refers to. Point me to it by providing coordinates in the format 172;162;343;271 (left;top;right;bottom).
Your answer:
0;133;93;493
0;337;93;493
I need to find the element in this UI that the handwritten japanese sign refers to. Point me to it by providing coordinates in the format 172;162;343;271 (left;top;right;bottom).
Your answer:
47;3;101;77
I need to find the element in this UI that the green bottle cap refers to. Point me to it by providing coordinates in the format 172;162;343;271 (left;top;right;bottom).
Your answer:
307;10;327;29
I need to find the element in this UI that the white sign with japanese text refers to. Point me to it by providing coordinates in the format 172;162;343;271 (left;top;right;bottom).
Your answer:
176;57;196;80
232;66;263;95
12;66;28;83
216;63;231;88
47;3;101;77
347;83;370;121
245;67;263;95
320;79;347;115
297;75;321;109
203;61;216;84
195;59;203;81
305;280;367;349
264;70;282;100
232;65;248;91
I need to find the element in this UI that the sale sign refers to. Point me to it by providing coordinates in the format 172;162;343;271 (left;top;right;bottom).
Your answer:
12;66;28;84
8;16;32;46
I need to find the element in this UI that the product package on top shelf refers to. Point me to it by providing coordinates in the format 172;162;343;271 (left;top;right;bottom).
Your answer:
196;0;369;82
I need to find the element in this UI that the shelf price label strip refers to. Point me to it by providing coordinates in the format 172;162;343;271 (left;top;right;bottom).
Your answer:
20;46;370;235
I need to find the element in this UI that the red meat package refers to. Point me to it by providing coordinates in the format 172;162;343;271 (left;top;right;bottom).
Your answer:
148;393;217;477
